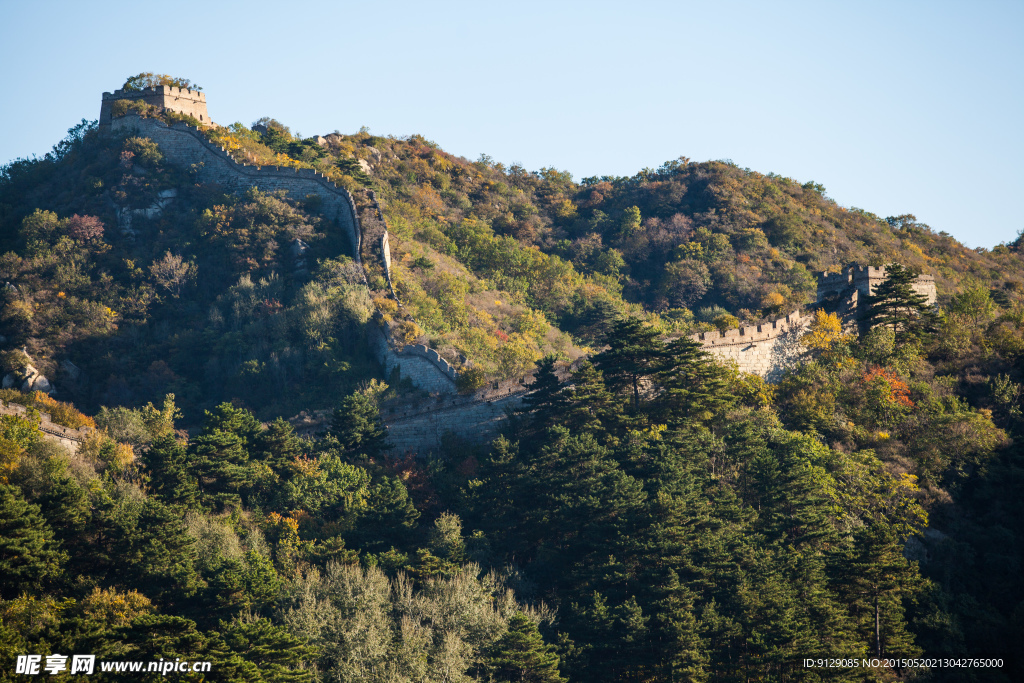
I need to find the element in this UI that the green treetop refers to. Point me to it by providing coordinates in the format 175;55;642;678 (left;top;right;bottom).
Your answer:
862;263;938;344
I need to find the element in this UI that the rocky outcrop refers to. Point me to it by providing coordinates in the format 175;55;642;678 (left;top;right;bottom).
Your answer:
2;351;55;395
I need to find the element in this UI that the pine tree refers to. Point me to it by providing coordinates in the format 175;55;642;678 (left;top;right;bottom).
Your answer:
518;355;567;434
33;463;90;581
252;418;303;477
0;484;64;598
649;570;708;681
594;317;665;412
108;498;201;609
189;429;252;509
330;391;390;460
487;613;566;683
654;336;734;428
349;476;420;550
200;403;264;446
214;615;316;683
561;361;622;437
831;522;923;658
862;263;939;344
144;434;200;508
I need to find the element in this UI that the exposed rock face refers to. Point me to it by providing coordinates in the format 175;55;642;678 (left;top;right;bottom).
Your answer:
358;159;373;175
290;238;310;276
8;360;55;395
61;360;82;381
30;375;53;394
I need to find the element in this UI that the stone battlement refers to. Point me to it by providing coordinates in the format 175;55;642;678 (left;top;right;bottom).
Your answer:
357;190;463;394
0;400;94;453
101;85;210;127
816;265;935;304
692;263;938;379
102;85;206;101
690;311;809;347
397;344;458;382
690;311;810;380
371;324;459;395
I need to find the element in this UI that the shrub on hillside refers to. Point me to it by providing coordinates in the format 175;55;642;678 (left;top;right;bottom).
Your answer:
66;215;104;242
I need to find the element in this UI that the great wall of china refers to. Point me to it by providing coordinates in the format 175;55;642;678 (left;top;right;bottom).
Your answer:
0;400;94;453
103;96;522;452
5;87;940;455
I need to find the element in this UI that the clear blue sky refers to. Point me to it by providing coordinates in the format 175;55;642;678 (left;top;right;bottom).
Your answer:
2;0;1021;248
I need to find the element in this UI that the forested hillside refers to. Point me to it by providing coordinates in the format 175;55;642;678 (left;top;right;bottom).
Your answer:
1;98;1022;681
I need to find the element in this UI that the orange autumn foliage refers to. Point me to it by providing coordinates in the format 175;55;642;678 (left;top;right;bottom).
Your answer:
862;367;914;409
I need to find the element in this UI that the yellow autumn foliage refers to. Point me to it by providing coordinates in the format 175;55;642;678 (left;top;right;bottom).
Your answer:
802;310;847;352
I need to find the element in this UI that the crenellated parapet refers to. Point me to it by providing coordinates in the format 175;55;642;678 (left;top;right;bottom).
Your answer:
690;311;810;347
370;323;459;395
816;265;935;305
397;344;459;382
101;85;210;127
690;310;811;380
102;85;207;101
0;400;94;452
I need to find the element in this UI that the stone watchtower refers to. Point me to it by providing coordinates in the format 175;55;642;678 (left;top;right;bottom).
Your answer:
816;264;936;319
99;85;210;127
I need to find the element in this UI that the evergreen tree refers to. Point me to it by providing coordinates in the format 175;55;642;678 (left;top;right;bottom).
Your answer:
649;569;708;682
30;459;89;535
560;361;622;437
252;418;304;477
214;615;316;683
144;434;200;508
564;592;650;682
200;403;264;446
349;476;420;550
108;498;201;609
654;336;734;428
0;484;64;598
832;522;923;658
594;317;665;411
33;462;90;582
487;612;565;683
862;263;939;344
732;425;836;551
189;429;252;509
518;355;567;434
329;391;390;460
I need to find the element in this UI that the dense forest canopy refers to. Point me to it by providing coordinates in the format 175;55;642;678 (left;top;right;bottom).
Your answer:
0;101;1022;681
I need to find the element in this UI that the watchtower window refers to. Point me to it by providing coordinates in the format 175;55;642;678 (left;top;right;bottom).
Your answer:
199;115;203;121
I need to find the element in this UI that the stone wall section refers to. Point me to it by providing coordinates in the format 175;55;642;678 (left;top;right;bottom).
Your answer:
690;311;812;379
816;265;936;305
384;393;523;454
109;110;458;395
290;380;531;454
110;114;361;258
370;326;458;394
106;95;944;447
101;86;210;127
358;191;462;394
0;400;93;453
